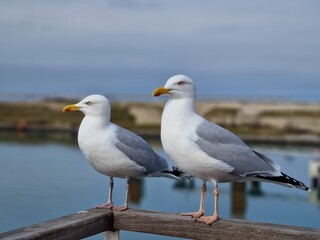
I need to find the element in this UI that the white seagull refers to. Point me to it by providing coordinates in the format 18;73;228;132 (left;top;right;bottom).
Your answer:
63;94;186;211
153;74;309;224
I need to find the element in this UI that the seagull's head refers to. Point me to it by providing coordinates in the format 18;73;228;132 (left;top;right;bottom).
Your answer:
152;74;196;99
63;94;111;118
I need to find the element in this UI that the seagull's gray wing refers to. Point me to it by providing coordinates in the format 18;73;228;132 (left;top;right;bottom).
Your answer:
114;125;168;174
195;120;281;177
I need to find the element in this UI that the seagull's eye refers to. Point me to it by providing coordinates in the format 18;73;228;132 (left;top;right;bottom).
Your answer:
85;101;92;106
178;81;184;86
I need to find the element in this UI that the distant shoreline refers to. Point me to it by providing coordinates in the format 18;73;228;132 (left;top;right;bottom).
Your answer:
0;99;319;146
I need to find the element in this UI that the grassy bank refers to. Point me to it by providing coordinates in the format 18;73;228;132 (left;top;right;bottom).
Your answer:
0;99;319;140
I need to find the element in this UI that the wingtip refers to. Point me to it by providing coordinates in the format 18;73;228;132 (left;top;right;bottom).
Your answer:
161;166;192;180
256;172;310;192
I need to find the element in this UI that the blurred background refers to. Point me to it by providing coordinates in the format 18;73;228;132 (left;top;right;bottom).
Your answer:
1;0;320;101
0;1;320;239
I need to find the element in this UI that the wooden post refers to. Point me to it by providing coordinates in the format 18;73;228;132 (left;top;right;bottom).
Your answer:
249;181;263;196
231;182;246;219
104;230;119;240
309;159;320;189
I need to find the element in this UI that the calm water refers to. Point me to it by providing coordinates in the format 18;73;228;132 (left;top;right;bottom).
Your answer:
0;133;319;239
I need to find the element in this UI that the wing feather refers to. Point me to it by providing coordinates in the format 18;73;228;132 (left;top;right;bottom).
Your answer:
114;125;168;174
195;120;281;177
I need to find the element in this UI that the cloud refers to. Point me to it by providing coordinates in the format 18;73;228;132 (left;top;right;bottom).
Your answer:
0;0;320;80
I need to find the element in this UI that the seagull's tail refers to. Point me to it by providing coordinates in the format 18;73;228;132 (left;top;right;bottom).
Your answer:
256;172;310;191
162;166;192;180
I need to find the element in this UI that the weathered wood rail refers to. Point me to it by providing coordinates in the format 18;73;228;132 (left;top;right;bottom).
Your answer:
1;208;320;240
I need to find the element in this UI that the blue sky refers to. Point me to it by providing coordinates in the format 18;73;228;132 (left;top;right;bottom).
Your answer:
1;0;320;100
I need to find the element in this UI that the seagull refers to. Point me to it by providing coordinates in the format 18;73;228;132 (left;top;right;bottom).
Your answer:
63;94;187;211
153;74;309;224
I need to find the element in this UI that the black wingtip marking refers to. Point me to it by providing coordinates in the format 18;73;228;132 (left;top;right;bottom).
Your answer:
162;166;192;179
256;172;309;191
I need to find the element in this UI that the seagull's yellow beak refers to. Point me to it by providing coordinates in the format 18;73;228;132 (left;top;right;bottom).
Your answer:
152;87;172;97
63;104;80;112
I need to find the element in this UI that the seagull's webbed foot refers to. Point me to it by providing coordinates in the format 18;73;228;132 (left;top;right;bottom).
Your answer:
113;205;128;211
95;202;113;209
178;210;204;218
179;181;206;219
196;214;219;225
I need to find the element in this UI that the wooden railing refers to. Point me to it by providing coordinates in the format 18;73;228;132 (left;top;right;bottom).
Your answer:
1;208;320;240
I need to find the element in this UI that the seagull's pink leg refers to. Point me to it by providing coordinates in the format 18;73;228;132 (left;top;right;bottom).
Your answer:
113;178;130;211
96;177;114;209
197;184;220;225
179;181;206;218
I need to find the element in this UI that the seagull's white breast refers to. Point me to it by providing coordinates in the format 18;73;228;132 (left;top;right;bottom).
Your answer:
161;99;235;181
78;117;146;178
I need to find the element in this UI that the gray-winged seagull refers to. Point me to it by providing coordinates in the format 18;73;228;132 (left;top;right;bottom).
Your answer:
153;74;309;224
63;94;187;211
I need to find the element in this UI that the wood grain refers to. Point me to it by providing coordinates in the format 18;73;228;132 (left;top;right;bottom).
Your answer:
113;209;320;240
0;209;113;240
1;208;320;240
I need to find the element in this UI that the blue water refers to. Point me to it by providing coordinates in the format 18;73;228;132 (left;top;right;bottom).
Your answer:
0;134;319;239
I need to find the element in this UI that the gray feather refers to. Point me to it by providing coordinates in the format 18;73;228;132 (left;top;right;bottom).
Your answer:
252;150;281;173
114;126;168;174
195;120;280;177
